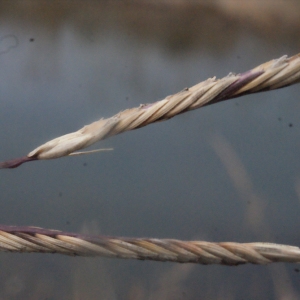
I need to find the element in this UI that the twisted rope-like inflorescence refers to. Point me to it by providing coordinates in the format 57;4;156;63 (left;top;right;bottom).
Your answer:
1;53;300;168
0;225;300;265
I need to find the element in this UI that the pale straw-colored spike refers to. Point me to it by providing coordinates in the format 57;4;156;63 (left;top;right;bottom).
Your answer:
1;226;300;265
1;53;300;168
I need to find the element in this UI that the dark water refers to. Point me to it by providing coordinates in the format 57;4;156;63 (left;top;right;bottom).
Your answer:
1;2;300;299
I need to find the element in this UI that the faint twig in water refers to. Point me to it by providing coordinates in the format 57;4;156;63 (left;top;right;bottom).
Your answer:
210;134;269;234
211;134;299;296
1;53;300;168
0;34;18;56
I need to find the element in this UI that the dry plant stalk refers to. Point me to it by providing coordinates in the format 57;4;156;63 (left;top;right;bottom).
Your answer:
1;53;300;169
0;225;300;265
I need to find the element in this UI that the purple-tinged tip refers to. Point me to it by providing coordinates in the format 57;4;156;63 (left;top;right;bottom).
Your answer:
206;70;264;106
0;156;37;169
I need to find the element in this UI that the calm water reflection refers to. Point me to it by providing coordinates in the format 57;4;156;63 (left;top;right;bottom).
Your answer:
1;2;300;299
